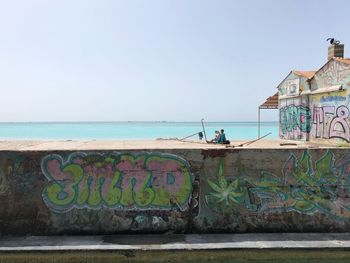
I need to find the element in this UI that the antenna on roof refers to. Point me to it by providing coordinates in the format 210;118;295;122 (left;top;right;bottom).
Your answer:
327;38;340;45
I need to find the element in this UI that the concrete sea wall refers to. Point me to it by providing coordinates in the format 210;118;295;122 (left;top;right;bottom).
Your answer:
1;148;350;235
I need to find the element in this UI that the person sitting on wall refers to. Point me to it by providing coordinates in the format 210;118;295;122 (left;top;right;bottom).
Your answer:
217;129;230;144
210;130;221;143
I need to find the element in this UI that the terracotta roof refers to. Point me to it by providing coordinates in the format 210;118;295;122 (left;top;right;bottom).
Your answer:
292;70;316;79
333;57;350;65
260;92;278;109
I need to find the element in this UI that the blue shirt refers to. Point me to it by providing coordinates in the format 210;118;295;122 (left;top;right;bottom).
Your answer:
217;133;226;144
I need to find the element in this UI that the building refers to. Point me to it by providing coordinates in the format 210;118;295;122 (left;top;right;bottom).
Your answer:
277;42;350;145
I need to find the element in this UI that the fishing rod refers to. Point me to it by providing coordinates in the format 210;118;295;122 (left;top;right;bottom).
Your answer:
180;131;203;141
235;132;272;147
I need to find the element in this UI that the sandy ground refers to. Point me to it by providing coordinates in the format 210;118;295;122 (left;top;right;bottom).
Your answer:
0;139;342;151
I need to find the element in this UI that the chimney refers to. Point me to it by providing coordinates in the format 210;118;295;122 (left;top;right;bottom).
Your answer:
328;43;344;60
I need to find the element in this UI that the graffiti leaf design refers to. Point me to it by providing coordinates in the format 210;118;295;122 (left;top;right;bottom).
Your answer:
207;179;223;193
315;151;337;184
207;159;245;206
206;150;350;220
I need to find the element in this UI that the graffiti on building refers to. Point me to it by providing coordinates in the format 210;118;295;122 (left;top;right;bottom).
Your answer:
279;105;311;135
278;73;306;96
314;60;350;89
286;79;300;96
312;105;350;142
320;95;346;103
279;101;350;142
206;151;350;219
42;152;193;212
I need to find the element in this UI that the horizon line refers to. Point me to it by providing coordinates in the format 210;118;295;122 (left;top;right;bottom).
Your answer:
0;120;279;123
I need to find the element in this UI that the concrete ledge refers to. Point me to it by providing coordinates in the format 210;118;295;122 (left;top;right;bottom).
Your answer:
2;234;350;263
1;233;350;251
0;139;336;151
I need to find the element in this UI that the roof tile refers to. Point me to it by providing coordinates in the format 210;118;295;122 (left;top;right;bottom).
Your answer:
292;70;316;79
260;92;278;109
333;57;350;65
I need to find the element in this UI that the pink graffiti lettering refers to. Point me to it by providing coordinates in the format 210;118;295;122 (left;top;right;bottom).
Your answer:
312;106;335;139
329;106;350;142
42;153;193;212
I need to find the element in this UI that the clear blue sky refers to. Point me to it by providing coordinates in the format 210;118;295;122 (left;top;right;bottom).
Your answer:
1;0;350;122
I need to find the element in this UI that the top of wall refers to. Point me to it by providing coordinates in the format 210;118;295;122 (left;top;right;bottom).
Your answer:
0;140;345;151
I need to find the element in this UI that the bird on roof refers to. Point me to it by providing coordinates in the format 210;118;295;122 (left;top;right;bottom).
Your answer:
327;38;340;45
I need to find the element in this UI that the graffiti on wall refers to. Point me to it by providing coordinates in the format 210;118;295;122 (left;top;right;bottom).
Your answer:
206;159;245;206
206;151;350;220
285;79;300;96
315;60;350;90
312;105;350;142
278;75;304;96
42;152;193;212
279;105;311;135
279;101;350;142
320;95;346;103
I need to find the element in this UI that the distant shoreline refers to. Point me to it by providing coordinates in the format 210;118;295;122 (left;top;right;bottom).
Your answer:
0;121;278;124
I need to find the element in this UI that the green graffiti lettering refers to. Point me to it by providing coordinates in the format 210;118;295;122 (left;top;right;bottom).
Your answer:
101;171;122;207
280;105;311;134
206;151;350;220
133;172;155;207
43;163;83;209
42;153;192;212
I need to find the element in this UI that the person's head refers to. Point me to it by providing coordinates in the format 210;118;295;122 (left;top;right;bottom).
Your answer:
215;130;220;134
221;129;224;134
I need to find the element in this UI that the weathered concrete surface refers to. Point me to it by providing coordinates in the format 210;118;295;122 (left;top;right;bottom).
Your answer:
0;139;340;151
1;234;350;262
1;233;350;250
0;141;350;234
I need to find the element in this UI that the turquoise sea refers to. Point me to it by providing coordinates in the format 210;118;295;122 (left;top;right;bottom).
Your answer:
0;122;278;140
